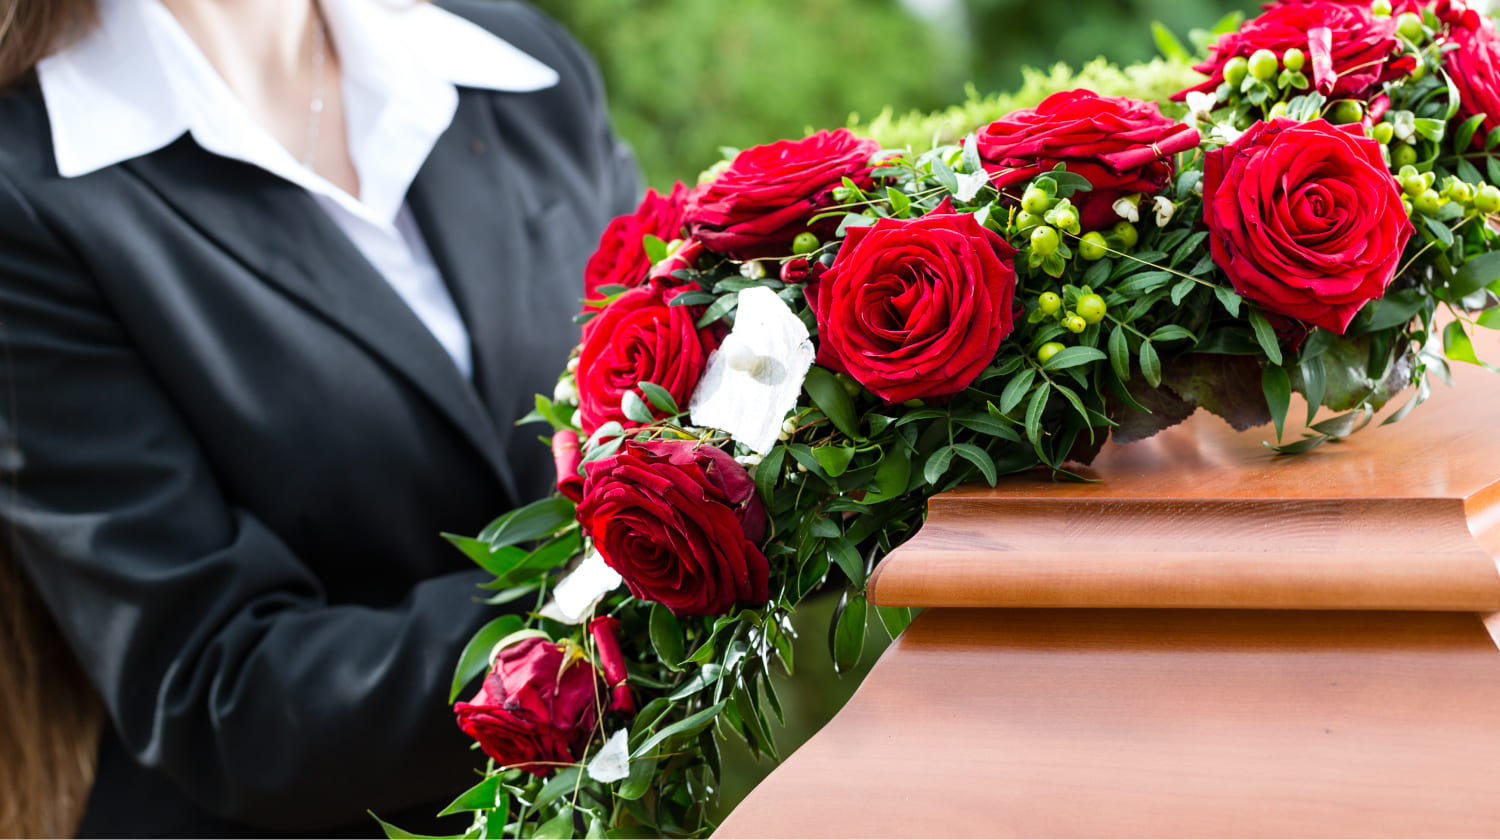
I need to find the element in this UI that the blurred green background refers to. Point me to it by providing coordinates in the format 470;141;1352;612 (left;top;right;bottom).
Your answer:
531;0;1259;191
526;0;1259;815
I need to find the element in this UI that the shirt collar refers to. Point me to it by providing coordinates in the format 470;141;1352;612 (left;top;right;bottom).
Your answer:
37;0;558;189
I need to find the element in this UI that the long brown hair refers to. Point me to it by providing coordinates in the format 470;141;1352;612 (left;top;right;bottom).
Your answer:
0;542;103;837
0;0;97;89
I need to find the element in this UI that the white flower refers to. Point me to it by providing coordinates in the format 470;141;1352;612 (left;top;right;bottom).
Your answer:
1211;124;1244;146
1113;194;1141;223
552;375;578;405
1153;196;1176;227
688;286;817;455
954;171;989;202
537;551;622;625
734;452;763;468
1391;111;1416;143
586;730;631;784
739;260;767;280
1184;90;1218;125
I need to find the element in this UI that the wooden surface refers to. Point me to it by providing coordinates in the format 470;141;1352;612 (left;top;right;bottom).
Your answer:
718;330;1500;838
717;608;1500;838
868;336;1500;610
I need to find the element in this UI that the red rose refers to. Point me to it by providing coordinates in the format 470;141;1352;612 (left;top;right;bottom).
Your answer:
810;201;1018;404
976;89;1200;231
1446;24;1500;149
453;637;599;777
1177;2;1405;101
576;286;715;434
1269;0;1424;14
584;182;693;302
684;129;881;259
588;616;634;713
577;440;768;617
552;429;583;503
1203;118;1413;334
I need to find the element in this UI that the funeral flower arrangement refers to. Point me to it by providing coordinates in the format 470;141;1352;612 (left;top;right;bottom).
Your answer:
393;1;1500;837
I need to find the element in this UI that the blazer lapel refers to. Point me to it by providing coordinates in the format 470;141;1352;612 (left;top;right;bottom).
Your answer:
121;138;516;489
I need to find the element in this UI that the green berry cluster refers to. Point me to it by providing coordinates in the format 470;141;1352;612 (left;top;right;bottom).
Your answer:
1398;164;1500;218
1032;285;1107;359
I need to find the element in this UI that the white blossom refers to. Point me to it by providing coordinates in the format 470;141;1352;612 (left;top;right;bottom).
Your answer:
689;287;817;455
1113;194;1141;223
586;730;631;784
1153;196;1176;227
954;171;989;202
538;551;622;625
1184;90;1218;125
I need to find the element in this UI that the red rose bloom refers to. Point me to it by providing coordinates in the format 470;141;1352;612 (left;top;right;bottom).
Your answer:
1203;118;1413;334
684;129;881;259
583;182;693;302
576;286;715;434
454;637;599;777
810;201;1018;404
1446;24;1500;149
1269;0;1424;14
976;89;1200;231
1177;2;1405;101
577;440;768;617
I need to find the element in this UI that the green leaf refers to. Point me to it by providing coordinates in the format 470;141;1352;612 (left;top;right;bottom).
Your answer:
479;496;577;549
586;817;607;840
1115;270;1174;295
951;443;998;486
1024;382;1051;458
1246;308;1283;366
953;410;1021;442
620;390;654;424
1455;113;1487;153
1451;251;1500;301
875;605;914;640
860;446;911;505
930;156;960;194
1264;434;1329;455
649;604;685;672
1363;288;1427;331
1489;155;1500;187
637;381;679;415
438;776;503;817
923;445;955;486
1412;117;1445;143
1214;285;1243;318
1149;325;1198;344
1041;346;1107;371
1108;325;1130;382
696;293;738;328
642;234;668;265
450;615;525;704
886;186;911;217
1423;215;1454;248
616;754;658;801
631;701;728;759
998;367;1036;414
1444;319;1483;365
813;444;856;477
830;594;867;674
1479;308;1500;330
803;366;860;439
442;534;493;567
1261;364;1291;441
1299;354;1326;426
370;812;462;840
1151;21;1190;62
1170;274;1196;306
1139;339;1162;388
534;808;575;840
828;536;865;589
1458;157;1485;187
534;768;582;811
528;395;574;432
753;446;785;504
1487;127;1500;151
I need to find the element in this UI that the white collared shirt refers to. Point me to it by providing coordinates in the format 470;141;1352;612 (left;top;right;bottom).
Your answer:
37;0;560;379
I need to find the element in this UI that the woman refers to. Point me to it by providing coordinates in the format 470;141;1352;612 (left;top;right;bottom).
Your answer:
0;0;638;835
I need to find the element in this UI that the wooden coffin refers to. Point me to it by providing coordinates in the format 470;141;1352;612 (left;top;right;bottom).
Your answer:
717;329;1500;838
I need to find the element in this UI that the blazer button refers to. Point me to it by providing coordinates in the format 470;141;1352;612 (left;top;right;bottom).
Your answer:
471;140;486;155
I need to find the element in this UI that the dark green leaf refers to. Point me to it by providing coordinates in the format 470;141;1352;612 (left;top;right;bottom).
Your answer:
586;817;607;840
1451;251;1500;301
1489;155;1500;186
951;443;998;486
1311;408;1367;438
1299;354;1326;426
695;293;738;328
534;767;582;811
860;446;911;505
631;701;728;759
998;367;1036;414
1458;157;1485;187
1423;215;1455;248
1024;382;1051;455
1041;346;1107;371
1149;325;1198;344
1139;339;1162;388
637;381;679;415
810;518;840;539
1170;275;1196;306
1246;308;1283;366
1455;114;1487;155
830;594;867;674
930;156;960;194
803;366;860;439
813;444;856;477
534;808;575;840
649;604;685;672
953;410;1021;442
450;615;524;704
1487;127;1500;151
620;390;654;424
1261;364;1291;441
668;290;716;307
1115;270;1174;295
369;812;462;840
1214;285;1242;318
1108;325;1130;382
1264;434;1329;455
922;446;955;485
1363;288;1427;331
875;605;914;640
441;534;493;567
438;775;502;817
479;496;577;549
828;536;865;589
753;446;784;504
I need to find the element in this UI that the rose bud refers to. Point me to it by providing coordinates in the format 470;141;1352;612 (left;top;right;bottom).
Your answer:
588;616;634;714
454;637;600;777
552;429;584;503
647;237;706;286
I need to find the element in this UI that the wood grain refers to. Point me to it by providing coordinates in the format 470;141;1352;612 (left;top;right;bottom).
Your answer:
868;329;1500;610
717;608;1500;838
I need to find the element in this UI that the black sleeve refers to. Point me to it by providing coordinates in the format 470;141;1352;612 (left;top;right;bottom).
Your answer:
0;167;496;831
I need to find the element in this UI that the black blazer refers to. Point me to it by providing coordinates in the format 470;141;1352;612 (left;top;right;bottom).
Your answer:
0;2;638;835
